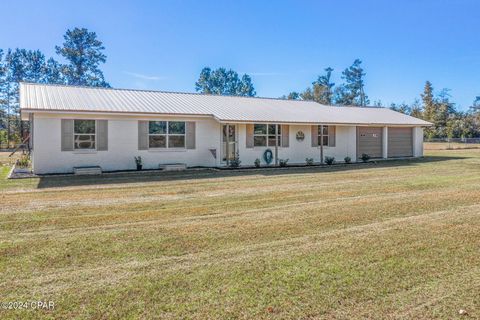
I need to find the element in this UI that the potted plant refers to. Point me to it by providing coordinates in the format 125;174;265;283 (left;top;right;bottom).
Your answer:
134;156;143;170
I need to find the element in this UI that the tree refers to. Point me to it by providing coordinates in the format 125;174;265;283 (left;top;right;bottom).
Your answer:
45;58;65;84
280;92;300;100
55;27;109;87
0;50;6;137
195;67;256;96
299;87;314;101
421;81;435;122
312;67;335;104
334;59;369;106
389;102;411;114
410;99;423;119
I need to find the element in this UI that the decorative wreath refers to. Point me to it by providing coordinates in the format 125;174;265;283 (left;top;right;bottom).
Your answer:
296;131;305;141
263;149;274;165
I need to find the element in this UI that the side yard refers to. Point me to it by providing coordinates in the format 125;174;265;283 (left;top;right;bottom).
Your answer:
0;149;479;319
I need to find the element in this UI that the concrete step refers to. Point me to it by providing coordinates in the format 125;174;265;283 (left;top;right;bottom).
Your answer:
159;163;187;171
73;166;102;175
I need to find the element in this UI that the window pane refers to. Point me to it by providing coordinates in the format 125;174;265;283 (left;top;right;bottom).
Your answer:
268;124;276;135
223;125;236;142
149;121;166;134
254;136;266;147
254;124;267;135
322;136;329;146
169;122;185;134
268;136;281;146
149;135;166;148
168;135;185;148
323;126;329;135
74;120;95;134
74;134;95;149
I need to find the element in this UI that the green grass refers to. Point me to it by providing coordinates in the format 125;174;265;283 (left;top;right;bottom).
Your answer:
0;149;479;319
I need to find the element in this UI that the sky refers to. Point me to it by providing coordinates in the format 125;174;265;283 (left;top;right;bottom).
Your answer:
1;0;479;110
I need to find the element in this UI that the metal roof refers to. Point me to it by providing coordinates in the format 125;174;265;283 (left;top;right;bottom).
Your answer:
20;83;431;126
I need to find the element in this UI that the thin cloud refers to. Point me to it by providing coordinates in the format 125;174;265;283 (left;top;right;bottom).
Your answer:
123;71;165;81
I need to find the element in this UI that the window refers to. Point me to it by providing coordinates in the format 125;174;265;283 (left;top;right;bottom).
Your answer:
149;121;185;148
253;124;281;147
74;120;96;150
317;125;329;146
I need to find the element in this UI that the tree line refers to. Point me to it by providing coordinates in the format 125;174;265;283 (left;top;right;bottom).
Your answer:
0;27;109;147
1;27;479;147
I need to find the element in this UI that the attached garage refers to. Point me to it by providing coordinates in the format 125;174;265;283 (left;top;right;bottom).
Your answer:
388;127;413;157
357;127;383;159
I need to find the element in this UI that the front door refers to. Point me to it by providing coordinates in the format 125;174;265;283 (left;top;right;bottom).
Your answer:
222;124;237;164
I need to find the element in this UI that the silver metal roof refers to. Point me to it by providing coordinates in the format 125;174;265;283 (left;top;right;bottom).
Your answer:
20;83;431;126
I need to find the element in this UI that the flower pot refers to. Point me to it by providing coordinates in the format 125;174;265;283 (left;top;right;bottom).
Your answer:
136;164;142;171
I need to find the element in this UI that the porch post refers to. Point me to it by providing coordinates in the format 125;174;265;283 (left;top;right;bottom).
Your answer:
225;124;229;166
382;126;388;159
275;124;279;166
320;125;324;164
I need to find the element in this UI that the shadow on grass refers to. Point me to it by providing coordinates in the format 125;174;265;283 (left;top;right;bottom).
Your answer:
36;155;465;189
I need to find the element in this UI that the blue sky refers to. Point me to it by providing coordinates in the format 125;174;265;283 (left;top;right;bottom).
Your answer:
2;0;479;109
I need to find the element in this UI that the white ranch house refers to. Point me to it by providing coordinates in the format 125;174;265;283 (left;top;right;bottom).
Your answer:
20;83;431;174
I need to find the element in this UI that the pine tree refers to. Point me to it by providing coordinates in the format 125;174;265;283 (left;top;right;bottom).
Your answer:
55;27;109;87
334;59;369;106
421;81;435;121
195;67;256;96
312;67;335;105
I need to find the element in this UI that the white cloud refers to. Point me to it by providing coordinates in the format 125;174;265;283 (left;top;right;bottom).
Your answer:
123;71;165;81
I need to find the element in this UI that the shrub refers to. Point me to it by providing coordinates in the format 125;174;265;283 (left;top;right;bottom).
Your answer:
134;156;143;166
344;156;351;164
324;156;335;165
254;158;261;168
305;158;314;166
279;159;289;167
360;153;371;163
16;154;30;168
229;153;241;168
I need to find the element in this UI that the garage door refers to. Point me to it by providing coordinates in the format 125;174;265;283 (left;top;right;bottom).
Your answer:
357;127;383;159
388;127;413;157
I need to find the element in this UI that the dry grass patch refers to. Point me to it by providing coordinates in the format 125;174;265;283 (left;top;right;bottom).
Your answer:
0;150;479;319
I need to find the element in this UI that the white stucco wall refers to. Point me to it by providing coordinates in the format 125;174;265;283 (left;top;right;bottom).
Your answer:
236;124;357;166
33;113;221;174
31;112;425;174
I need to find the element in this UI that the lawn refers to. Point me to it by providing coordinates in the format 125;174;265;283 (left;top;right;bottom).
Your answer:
0;149;479;319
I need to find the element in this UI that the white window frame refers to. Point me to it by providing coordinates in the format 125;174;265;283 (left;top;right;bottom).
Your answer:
318;125;329;146
148;121;186;149
73;119;96;151
253;123;281;147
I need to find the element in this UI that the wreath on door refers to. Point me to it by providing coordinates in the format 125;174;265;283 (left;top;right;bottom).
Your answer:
296;131;305;141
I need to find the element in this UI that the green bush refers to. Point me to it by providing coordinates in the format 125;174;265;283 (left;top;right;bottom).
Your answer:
344;156;351;164
254;158;261;168
324;156;335;165
360;153;371;163
305;158;314;166
229;153;241;168
279;159;289;167
16;154;30;168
